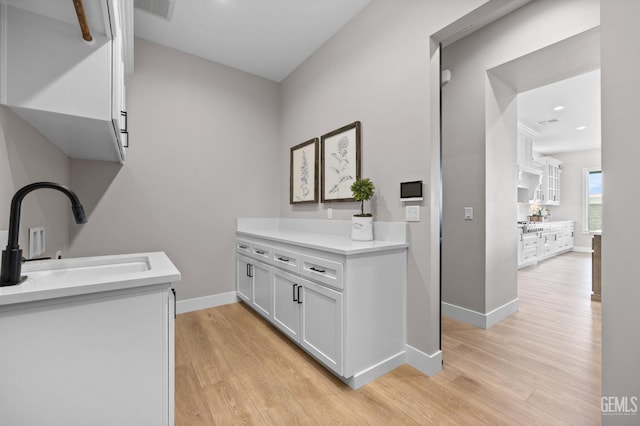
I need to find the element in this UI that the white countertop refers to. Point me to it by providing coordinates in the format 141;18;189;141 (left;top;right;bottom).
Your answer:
0;252;181;307
237;229;408;255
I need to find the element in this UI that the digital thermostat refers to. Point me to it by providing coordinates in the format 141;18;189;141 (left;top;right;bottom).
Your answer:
400;181;423;201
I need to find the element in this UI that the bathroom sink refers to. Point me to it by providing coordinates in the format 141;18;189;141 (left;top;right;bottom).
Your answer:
0;252;180;306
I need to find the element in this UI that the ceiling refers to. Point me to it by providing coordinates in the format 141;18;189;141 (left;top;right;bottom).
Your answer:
133;0;371;82
518;69;601;155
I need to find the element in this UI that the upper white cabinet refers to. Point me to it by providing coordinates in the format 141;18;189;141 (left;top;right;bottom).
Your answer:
0;0;133;163
537;156;562;205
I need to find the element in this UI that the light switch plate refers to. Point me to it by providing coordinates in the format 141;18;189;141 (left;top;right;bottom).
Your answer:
406;205;420;222
464;207;473;220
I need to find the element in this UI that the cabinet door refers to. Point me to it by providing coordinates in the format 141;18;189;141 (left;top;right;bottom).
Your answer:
272;270;301;341
0;287;171;425
236;255;252;303
300;279;343;376
252;261;272;318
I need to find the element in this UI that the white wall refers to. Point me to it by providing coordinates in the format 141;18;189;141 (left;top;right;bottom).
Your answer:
0;106;71;257
68;39;281;301
280;0;486;356
441;0;600;315
548;148;600;249
601;0;640;423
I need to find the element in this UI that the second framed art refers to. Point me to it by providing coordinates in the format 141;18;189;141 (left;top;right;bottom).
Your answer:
321;121;361;203
290;138;319;204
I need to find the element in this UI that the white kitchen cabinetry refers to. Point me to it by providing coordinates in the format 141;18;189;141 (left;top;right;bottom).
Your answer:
236;254;252;303
236;219;408;389
539;221;574;260
0;252;179;426
0;0;132;163
518;221;574;268
273;269;344;375
537;157;562;205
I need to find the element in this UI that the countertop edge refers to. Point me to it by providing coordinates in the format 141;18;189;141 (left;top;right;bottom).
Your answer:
236;230;409;256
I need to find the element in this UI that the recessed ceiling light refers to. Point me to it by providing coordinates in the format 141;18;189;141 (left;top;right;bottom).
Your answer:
554;106;565;111
577;126;587;130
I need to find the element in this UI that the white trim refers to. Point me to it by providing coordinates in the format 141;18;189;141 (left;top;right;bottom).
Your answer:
406;345;442;376
343;351;406;389
573;246;592;253
176;291;238;314
442;298;519;329
583;167;602;233
0;4;7;104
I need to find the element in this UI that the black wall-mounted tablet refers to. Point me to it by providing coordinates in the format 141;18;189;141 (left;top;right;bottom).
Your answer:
400;181;423;201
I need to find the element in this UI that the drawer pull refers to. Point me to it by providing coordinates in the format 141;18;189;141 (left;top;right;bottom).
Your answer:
255;250;266;255
292;284;298;302
239;245;248;249
310;266;326;273
277;257;290;262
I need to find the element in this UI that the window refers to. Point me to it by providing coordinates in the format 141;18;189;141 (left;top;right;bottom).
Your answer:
585;169;602;232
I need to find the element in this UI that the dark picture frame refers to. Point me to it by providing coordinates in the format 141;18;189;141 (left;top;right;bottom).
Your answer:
320;121;361;203
290;138;319;204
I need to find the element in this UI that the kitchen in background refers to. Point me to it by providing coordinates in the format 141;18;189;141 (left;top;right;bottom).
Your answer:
516;69;601;270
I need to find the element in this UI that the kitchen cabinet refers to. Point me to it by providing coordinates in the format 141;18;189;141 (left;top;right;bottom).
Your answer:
235;219;408;389
539;221;574;260
518;221;574;268
273;269;344;375
0;0;132;163
236;254;252;303
0;252;179;426
537;157;562;205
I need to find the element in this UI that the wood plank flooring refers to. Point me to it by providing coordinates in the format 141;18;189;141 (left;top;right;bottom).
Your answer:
175;252;600;425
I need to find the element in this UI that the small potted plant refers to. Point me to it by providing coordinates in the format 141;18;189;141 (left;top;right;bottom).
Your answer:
350;178;375;241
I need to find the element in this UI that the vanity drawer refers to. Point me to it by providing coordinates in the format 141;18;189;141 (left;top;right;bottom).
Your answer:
301;254;344;291
251;242;272;263
236;239;252;255
271;247;300;273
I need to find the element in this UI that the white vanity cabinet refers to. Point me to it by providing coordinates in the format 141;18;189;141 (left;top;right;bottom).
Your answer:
0;0;133;163
235;219;408;389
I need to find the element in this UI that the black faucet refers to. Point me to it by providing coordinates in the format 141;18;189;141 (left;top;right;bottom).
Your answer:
0;182;87;286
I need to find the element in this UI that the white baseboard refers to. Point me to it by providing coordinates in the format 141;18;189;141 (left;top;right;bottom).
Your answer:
405;345;442;376
344;351;406;389
573;246;592;253
176;291;238;314
441;298;519;329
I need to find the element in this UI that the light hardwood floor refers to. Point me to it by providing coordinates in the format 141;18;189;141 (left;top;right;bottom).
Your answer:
175;252;600;425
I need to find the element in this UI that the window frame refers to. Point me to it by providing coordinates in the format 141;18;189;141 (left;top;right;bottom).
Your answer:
583;167;602;233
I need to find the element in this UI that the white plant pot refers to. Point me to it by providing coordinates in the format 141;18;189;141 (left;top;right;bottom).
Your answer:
351;216;373;241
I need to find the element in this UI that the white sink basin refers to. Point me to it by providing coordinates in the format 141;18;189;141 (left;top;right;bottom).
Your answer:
0;252;180;306
25;256;150;285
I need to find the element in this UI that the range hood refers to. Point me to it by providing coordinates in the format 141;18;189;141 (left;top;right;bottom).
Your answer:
518;166;542;203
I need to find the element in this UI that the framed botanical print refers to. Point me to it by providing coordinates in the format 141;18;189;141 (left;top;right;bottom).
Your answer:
290;138;319;204
321;121;361;203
